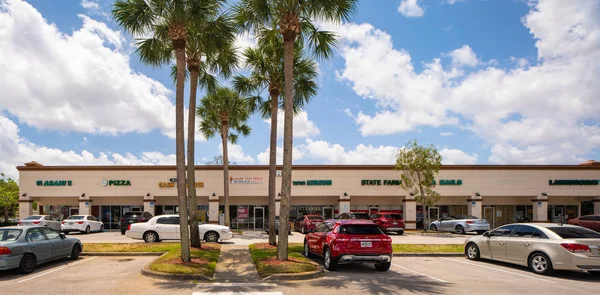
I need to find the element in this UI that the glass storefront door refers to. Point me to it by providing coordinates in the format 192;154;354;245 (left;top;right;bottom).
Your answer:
323;207;334;219
428;207;439;223
254;207;264;230
484;207;494;228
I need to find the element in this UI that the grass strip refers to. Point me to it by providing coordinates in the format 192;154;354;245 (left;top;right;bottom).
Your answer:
249;243;317;278
392;244;463;253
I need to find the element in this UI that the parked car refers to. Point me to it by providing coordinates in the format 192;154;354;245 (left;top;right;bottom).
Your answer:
17;215;61;231
370;212;405;235
568;215;600;232
429;215;490;234
265;216;292;235
61;215;104;234
125;214;233;243
336;212;371;220
295;215;324;234
0;226;82;274
119;212;153;235
464;223;600;275
304;219;393;271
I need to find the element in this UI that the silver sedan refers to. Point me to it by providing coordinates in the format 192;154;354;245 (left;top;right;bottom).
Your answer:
464;223;600;275
0;226;83;274
428;215;490;234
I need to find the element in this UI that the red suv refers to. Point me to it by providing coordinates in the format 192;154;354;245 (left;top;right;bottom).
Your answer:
303;219;393;271
568;215;600;232
370;212;405;235
296;215;324;234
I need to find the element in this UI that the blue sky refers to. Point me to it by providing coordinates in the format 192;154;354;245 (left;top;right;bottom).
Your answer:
0;0;599;178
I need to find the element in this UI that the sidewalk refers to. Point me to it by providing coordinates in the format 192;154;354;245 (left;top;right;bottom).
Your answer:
213;245;261;282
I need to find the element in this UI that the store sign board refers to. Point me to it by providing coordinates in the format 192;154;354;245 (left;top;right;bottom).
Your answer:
101;179;131;186
158;182;204;188
293;180;332;186
433;179;463;186
36;180;72;186
361;180;401;186
549;179;599;185
238;208;249;218
230;176;264;184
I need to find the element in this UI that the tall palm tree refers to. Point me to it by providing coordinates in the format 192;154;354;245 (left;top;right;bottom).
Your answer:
113;0;223;262
197;87;252;228
233;34;318;246
233;0;357;260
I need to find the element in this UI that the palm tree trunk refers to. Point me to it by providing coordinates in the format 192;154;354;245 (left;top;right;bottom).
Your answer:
278;36;295;261
268;92;279;246
187;69;201;248
221;122;230;227
174;43;191;262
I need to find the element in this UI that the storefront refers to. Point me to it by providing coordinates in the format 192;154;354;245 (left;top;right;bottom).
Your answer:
15;160;600;230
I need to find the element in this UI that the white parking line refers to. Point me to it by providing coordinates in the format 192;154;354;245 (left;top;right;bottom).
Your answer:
197;283;277;287
17;256;98;283
440;258;556;284
192;293;283;295
392;263;449;283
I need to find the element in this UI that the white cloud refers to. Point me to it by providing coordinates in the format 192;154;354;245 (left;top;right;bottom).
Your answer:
439;132;453;136
264;110;320;138
80;0;99;10
444;0;464;4
0;115;175;179
448;45;479;67
324;0;600;164
256;145;305;165
218;143;255;164
398;0;424;18
440;148;478;164
0;0;203;140
299;139;399;164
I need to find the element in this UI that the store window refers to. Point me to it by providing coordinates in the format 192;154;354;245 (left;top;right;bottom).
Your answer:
548;205;579;223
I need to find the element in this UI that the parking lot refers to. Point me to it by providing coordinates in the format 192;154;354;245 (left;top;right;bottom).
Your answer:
1;255;597;295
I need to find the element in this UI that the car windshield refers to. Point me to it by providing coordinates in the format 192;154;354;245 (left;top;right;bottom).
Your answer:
455;215;479;220
308;216;323;220
339;225;383;235
352;213;370;219
23;216;42;220
65;216;85;220
384;214;403;219
546;227;600;239
0;229;22;241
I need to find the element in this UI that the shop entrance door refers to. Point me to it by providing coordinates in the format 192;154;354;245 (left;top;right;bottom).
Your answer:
254;207;265;230
484;207;494;228
323;207;334;219
428;207;439;224
70;208;79;217
551;206;565;223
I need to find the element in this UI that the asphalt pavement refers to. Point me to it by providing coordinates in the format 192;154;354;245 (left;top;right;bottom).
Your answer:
1;255;598;295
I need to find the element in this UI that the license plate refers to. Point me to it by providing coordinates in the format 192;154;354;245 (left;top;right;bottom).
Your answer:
361;242;372;247
69;222;74;225
393;222;398;225
129;220;134;223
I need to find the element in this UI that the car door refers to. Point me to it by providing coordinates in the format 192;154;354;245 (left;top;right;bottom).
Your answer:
594;216;600;231
505;225;543;264
26;228;53;263
487;225;517;260
41;227;71;258
310;223;326;254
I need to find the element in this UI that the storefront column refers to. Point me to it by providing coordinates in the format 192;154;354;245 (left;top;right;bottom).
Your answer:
18;194;33;219
338;193;350;213
403;197;417;230
275;193;281;217
593;197;600;215
143;194;155;216
208;194;220;224
532;194;548;222
78;195;92;216
467;193;483;219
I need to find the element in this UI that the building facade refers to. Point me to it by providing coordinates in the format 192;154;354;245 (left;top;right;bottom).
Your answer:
17;161;600;230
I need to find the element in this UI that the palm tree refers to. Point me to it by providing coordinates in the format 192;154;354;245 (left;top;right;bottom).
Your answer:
197;87;252;228
234;0;357;260
113;0;223;262
233;35;318;246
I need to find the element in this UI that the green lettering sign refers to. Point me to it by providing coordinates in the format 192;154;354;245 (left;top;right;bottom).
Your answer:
549;179;599;186
361;179;402;185
293;180;332;186
37;180;72;186
435;179;463;186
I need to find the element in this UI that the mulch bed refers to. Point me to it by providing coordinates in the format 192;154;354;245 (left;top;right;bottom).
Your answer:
253;243;277;250
262;257;311;266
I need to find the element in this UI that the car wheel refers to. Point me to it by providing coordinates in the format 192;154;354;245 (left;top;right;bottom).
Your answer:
430;224;437;231
465;243;480;261
144;231;159;243
323;248;337;271
375;262;391;271
121;228;126;235
71;244;81;260
84;226;90;234
100;225;104;232
398;231;404;235
588;271;600;276
529;252;554;275
455;225;465;235
18;254;36;274
204;231;220;243
304;240;312;258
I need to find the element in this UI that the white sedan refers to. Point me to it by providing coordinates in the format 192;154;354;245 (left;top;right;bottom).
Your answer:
126;214;233;243
61;215;104;234
18;215;61;231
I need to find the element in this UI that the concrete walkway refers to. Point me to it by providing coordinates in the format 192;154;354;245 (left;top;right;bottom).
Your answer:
214;245;261;282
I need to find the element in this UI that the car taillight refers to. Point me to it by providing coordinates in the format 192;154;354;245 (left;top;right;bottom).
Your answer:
0;247;11;255
77;221;84;224
61;221;65;224
32;221;40;224
382;237;392;243
127;224;132;231
465;221;473;224
561;243;591;253
17;222;22;225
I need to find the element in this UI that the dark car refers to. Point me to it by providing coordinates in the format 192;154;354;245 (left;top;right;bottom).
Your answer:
370;212;405;235
337;212;372;220
119;212;153;234
265;216;291;235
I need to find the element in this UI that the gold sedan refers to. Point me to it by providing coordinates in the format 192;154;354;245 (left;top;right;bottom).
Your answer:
464;223;600;275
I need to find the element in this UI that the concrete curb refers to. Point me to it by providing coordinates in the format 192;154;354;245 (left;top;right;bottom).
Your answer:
140;252;214;281
393;252;463;257
262;261;324;281
81;252;163;256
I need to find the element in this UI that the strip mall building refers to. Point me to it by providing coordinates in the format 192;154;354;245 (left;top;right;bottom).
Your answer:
17;161;600;230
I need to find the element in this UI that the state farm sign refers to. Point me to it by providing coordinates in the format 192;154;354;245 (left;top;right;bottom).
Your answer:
230;176;264;184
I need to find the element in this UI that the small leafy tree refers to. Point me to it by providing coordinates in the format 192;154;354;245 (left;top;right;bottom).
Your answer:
395;140;442;233
0;173;19;223
205;155;233;165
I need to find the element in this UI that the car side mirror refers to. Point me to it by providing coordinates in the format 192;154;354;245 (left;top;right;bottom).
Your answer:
59;233;66;239
482;231;490;238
